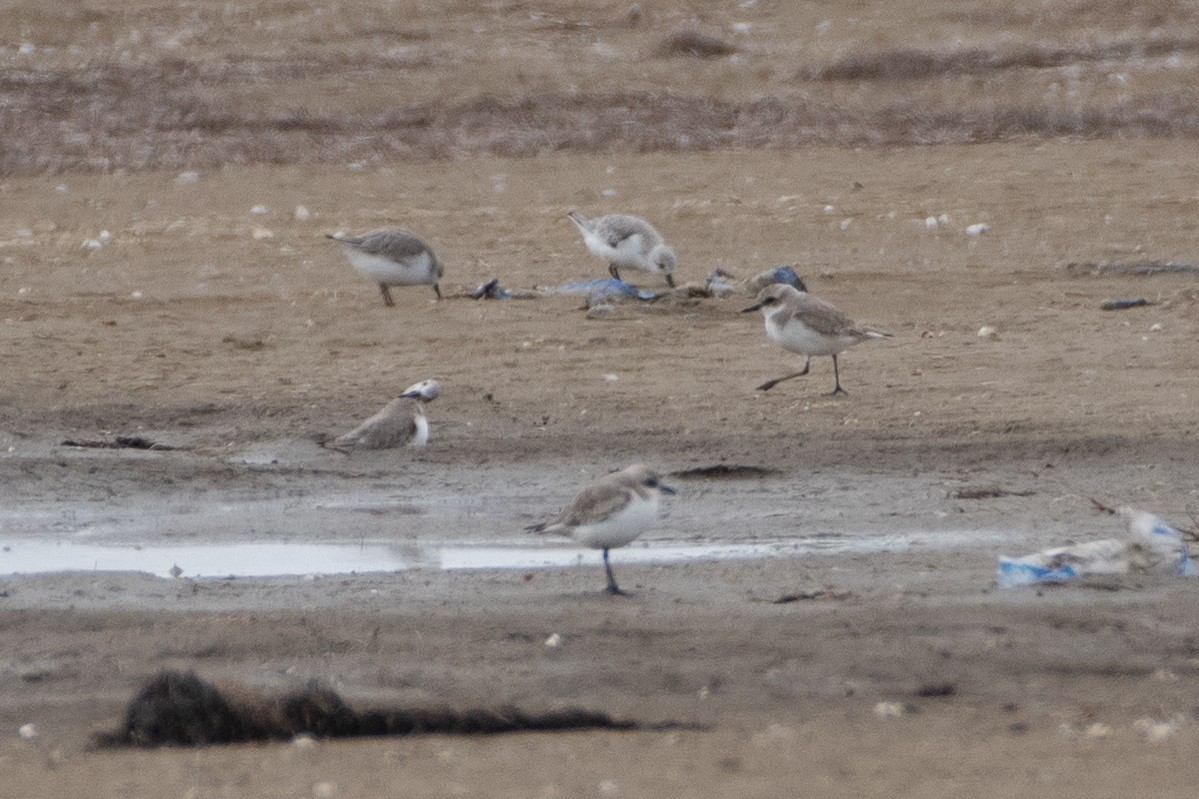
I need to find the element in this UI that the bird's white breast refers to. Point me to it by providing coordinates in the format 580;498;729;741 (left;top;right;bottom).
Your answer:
582;230;651;271
346;250;436;285
571;493;659;550
766;311;850;356
410;414;429;448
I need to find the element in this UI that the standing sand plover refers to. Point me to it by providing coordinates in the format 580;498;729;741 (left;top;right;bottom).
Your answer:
742;284;891;395
326;227;444;306
567;211;677;287
526;464;676;595
329;379;440;451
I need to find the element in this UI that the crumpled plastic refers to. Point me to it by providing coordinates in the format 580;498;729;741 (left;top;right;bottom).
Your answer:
997;506;1197;588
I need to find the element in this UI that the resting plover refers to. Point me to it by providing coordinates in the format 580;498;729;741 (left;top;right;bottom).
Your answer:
567;211;677;287
526;464;676;595
329;379;440;451
326;227;444;306
742;283;891;395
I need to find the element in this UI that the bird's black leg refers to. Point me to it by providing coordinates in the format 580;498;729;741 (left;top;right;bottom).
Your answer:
608;264;622;281
602;549;628;596
756;358;810;392
829;354;848;396
379;284;395;307
432;283;442;300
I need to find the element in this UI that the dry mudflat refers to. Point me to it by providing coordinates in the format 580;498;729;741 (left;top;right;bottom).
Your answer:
2;1;1199;796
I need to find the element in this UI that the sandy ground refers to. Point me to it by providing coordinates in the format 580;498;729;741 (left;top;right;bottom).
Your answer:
4;1;1199;796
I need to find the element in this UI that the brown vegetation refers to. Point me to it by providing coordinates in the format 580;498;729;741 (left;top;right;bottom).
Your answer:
3;1;1199;176
94;670;663;748
653;30;739;59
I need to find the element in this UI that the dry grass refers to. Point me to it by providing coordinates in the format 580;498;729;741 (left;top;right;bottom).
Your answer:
3;63;1197;177
804;38;1199;81
3;0;1199;176
652;31;740;59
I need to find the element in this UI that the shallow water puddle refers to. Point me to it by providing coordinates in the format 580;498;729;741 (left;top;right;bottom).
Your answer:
0;532;992;579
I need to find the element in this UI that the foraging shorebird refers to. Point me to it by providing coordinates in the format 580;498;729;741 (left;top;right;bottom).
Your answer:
526;464;676;595
567;211;677;287
326;227;444;306
742;284;891;395
329;379;440;451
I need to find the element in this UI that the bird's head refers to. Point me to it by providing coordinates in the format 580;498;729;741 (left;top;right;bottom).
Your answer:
742;283;800;314
401;379;441;402
652;245;677;287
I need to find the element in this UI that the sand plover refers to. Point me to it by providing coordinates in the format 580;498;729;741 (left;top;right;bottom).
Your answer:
526;464;676;595
329;379;440;451
567;211;677;287
742;284;891;395
326;228;444;306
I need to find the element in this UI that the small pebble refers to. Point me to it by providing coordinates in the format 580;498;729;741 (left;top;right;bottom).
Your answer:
965;223;990;236
293;205;311;221
823;205;835;214
977;326;998;338
839;218;852;230
131;290;145;299
873;701;907;718
18;723;38;742
250;205;268;215
1149;323;1163;332
924;216;939;229
83;239;103;250
544;633;562;648
1134;719;1177;743
176;171;200;185
252;228;274;240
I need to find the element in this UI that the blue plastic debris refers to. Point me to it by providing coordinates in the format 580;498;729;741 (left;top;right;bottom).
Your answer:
997;506;1197;588
469;278;512;300
551;278;659;304
1121;506;1198;577
996;539;1128;589
742;265;809;296
762;266;807;292
996;559;1080;589
704;268;738;297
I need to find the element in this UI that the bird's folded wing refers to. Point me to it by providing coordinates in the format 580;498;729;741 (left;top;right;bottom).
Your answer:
562;484;633;527
353;230;429;260
332;402;416;449
796;297;856;336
